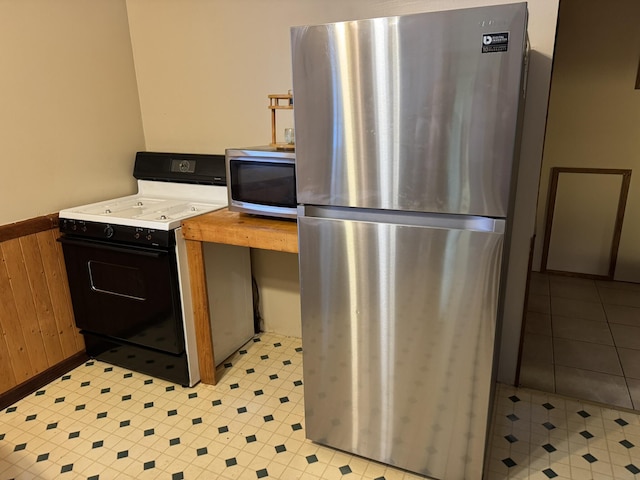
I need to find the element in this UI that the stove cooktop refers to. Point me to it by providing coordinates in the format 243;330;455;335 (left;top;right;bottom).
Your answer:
59;193;226;231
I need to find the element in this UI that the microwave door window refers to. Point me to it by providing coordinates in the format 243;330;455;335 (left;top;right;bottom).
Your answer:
232;161;296;207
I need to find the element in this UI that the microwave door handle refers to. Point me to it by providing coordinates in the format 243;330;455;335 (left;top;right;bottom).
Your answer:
57;237;165;258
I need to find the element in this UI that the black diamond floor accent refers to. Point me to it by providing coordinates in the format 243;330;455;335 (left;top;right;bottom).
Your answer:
264;415;274;422
61;464;73;473
292;423;302;431
92;440;103;448
36;453;49;462
583;453;597;463
226;458;237;467
542;402;555;410
254;390;264;396
14;443;26;452
542;468;558;478
144;460;155;470
212;399;222;406
275;444;286;453
257;468;268;478
261;355;269;360
502;458;516;468
168;409;177;416
122;394;131;401
620;439;635;449
339;465;352;474
504;434;518;443
196;447;208;456
246;368;255;374
306;454;318;463
509;395;520;403
542;443;557;453
166;386;175;392
269;374;278;380
580;430;594;439
120;420;130;427
626;464;640;474
246;435;257;443
172;473;184;480
283;360;291;365
230;383;239;390
616;418;629;427
55;397;65;403
542;422;555;430
97;412;107;419
188;392;197;399
144;428;154;436
219;426;229;433
170;437;180;446
117;450;128;459
279;397;289;403
68;431;80;439
294;380;303;386
192;417;202;425
506;414;519;422
237;407;247;414
26;414;37;421
577;410;591;418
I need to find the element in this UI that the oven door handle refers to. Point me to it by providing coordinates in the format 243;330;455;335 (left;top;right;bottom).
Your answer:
58;236;166;258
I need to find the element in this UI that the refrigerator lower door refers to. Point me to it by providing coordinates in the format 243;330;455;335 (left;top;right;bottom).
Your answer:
298;208;505;480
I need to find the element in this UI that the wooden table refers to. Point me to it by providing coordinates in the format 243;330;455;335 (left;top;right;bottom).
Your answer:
181;208;298;385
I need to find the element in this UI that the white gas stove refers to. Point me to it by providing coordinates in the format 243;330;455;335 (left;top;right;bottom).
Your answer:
58;152;254;387
59;152;229;241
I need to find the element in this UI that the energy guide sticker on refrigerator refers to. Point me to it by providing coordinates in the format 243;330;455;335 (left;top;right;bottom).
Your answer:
291;3;529;480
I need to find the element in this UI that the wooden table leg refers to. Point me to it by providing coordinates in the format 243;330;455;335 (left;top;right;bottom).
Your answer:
185;239;216;385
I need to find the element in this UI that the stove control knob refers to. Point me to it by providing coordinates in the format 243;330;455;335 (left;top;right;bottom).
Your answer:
104;225;114;238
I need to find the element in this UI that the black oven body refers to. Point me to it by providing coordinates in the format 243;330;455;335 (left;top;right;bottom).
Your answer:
59;225;190;386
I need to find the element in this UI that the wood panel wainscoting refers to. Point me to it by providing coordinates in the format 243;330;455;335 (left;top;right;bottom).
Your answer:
0;214;87;410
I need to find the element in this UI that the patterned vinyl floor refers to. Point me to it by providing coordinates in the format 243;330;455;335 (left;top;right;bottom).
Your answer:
2;332;640;479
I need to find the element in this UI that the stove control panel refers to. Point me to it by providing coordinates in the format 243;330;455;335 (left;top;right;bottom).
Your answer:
59;219;174;247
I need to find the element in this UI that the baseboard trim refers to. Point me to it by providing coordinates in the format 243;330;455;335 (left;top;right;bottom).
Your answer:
0;351;89;411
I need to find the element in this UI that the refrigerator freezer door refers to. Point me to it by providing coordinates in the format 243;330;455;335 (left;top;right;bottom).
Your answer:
291;3;528;217
298;214;504;479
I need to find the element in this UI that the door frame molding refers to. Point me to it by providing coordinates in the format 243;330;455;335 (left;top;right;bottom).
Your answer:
541;167;632;280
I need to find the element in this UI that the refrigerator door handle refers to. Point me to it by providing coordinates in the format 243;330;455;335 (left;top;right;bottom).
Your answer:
297;205;505;233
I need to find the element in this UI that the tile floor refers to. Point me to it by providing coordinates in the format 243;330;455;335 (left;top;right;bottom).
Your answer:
519;272;640;411
4;332;640;479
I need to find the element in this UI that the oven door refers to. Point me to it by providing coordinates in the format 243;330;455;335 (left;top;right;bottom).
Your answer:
59;236;185;354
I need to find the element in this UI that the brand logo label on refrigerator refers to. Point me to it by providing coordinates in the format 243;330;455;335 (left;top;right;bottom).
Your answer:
482;32;509;53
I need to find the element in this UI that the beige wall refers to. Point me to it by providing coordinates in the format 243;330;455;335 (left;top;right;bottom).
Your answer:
532;0;640;282
0;1;145;225
126;0;560;383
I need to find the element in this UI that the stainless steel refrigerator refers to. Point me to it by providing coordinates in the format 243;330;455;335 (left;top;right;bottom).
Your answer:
291;3;528;479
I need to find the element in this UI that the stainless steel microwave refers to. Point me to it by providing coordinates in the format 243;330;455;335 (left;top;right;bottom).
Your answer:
225;147;297;219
